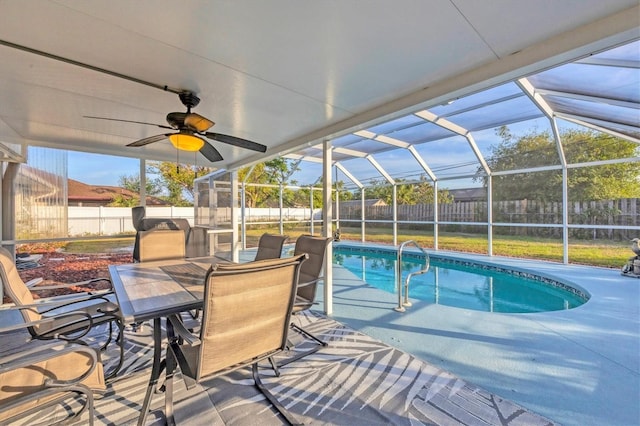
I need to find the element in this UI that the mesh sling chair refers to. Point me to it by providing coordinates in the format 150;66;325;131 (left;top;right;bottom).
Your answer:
132;206;209;262
254;233;288;261
0;320;106;426
279;235;332;366
0;247;125;380
163;254;308;426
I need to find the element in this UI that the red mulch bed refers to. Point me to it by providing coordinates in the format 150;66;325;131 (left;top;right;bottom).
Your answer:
7;252;133;303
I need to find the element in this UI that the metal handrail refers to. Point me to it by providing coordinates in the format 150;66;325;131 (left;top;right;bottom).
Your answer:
394;240;430;312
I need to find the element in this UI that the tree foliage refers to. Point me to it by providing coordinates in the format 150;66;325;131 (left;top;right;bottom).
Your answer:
111;162;212;207
364;176;453;205
148;162;212;206
481;127;639;202
238;159;352;208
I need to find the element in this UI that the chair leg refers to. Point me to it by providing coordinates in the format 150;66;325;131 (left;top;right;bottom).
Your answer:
164;350;177;426
278;323;328;367
291;323;328;347
100;321;114;350
268;356;280;377
105;321;125;380
252;363;302;426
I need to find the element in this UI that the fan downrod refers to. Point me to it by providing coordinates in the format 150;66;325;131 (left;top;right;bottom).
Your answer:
178;92;200;110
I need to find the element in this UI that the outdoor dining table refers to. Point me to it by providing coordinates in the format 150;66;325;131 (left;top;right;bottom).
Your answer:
108;255;230;425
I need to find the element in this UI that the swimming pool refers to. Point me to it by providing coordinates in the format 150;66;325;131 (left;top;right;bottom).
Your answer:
333;245;588;313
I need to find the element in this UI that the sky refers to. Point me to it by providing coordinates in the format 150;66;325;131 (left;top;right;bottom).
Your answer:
66;116;565;190
68;151;141;186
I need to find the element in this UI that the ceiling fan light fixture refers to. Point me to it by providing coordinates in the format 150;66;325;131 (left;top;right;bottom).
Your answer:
169;132;205;152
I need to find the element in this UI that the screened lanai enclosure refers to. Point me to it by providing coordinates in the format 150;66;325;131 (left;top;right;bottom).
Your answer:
192;39;639;268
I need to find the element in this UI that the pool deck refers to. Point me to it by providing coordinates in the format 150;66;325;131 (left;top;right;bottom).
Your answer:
306;243;639;426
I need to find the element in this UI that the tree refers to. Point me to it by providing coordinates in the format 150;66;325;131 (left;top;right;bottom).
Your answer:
481;126;640;201
365;176;453;205
238;159;301;207
108;173;164;207
148;162;212;206
112;162;212;207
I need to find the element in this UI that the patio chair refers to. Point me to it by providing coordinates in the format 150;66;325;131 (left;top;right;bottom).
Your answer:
163;254;308;426
132;206;209;261
279;235;332;366
254;233;288;260
0;247;125;380
137;229;187;262
0;320;106;426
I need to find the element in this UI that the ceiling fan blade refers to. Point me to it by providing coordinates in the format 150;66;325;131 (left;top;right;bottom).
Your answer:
199;141;224;162
204;132;267;153
184;113;214;132
84;116;173;130
126;133;172;147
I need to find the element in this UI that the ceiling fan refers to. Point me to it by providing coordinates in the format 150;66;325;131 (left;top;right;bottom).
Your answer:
84;91;267;162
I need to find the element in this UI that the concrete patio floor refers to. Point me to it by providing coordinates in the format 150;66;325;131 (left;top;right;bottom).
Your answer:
298;243;640;426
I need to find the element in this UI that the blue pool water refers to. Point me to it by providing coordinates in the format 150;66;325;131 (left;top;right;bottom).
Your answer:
333;246;587;313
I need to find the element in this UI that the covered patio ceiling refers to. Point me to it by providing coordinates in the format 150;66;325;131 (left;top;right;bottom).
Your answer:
290;39;640;188
0;1;638;178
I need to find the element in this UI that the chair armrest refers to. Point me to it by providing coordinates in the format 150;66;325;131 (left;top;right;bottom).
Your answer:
167;314;201;347
25;277;44;288
1;305;95;340
0;314;58;334
38;292;116;315
296;278;320;288
28;277;113;292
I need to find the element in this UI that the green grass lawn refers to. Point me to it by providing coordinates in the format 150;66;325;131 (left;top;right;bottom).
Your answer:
41;228;629;269
333;227;629;269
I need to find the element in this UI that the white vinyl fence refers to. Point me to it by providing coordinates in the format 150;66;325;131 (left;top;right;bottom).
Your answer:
68;207;195;236
67;206;318;236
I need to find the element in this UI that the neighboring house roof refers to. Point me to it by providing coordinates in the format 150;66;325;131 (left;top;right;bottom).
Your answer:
67;178;168;205
339;199;387;207
448;188;487;202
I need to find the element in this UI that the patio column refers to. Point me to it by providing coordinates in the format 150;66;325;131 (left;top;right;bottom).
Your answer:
240;182;246;250
487;175;493;256
433;181;438;250
1;162;18;255
392;184;397;246
309;185;314;235
230;171;240;263
361;189;365;242
139;159;146;207
322;139;333;316
279;183;284;235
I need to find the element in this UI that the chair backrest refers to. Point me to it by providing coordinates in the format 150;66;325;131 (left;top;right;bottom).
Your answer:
196;254;307;379
131;212;209;260
293;235;332;303
0;247;41;324
137;229;186;262
254;233;288;261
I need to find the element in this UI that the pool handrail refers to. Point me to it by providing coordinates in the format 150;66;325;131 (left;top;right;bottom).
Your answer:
395;240;430;312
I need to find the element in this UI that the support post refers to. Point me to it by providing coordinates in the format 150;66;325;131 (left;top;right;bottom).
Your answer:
487;175;493;256
433;181;439;250
279;184;284;235
361;188;365;242
322;140;333;316
231;171;240;263
392;184;398;246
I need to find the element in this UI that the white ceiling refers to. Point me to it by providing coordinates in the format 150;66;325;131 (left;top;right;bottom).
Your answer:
0;0;637;171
